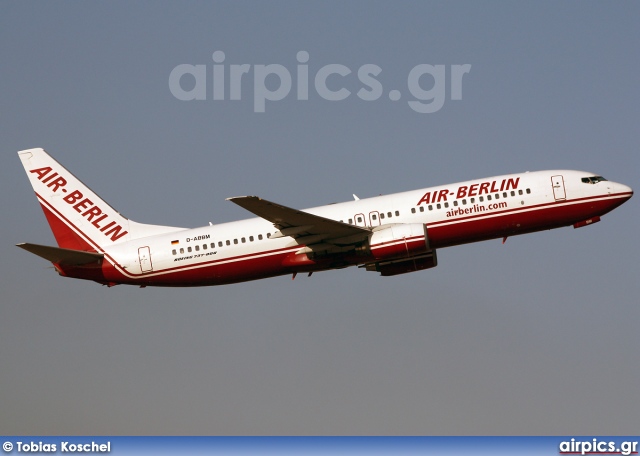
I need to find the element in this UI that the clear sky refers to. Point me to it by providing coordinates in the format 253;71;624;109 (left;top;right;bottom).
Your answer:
1;1;638;434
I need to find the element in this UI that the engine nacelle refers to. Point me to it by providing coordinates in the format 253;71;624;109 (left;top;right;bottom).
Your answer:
359;223;438;276
360;223;431;261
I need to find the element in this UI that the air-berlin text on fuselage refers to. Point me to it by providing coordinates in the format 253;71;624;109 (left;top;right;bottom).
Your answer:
29;166;129;242
417;177;520;205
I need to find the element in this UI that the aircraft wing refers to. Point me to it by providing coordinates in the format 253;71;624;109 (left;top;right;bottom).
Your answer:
227;196;370;250
17;243;104;266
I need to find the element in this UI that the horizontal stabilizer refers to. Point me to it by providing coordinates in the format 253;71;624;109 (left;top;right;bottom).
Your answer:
17;243;104;266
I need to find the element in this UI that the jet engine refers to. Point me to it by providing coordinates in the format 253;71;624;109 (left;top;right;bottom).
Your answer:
358;223;438;276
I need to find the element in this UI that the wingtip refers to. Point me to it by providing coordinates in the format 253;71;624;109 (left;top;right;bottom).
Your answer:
227;196;260;202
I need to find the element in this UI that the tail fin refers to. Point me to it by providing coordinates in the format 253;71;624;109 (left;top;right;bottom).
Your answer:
18;148;185;252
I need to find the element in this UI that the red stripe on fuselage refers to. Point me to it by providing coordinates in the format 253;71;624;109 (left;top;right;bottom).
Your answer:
427;193;630;248
113;249;298;287
43;190;632;287
109;192;629;285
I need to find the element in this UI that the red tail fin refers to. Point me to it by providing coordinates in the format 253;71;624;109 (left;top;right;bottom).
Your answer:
18;148;185;252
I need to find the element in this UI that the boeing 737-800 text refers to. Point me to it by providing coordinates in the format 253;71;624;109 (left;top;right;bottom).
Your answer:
17;148;633;287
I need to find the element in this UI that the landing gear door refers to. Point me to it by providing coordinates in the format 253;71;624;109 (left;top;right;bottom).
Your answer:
138;246;153;273
551;175;566;201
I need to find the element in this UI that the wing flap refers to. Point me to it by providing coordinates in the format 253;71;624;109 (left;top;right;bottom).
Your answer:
17;243;104;266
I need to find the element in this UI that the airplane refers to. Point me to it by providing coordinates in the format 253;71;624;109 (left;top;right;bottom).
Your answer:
16;147;633;287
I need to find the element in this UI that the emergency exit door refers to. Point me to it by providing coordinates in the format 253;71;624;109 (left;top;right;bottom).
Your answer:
551;175;566;201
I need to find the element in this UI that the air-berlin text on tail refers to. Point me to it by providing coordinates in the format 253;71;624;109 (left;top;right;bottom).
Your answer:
29;167;129;242
417;177;520;205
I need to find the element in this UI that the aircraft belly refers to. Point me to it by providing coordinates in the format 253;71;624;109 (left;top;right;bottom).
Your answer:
428;197;624;248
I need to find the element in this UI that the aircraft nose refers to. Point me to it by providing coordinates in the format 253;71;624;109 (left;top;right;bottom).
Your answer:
616;182;633;199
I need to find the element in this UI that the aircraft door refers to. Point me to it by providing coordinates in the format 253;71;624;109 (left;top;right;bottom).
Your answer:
551;175;566;201
369;211;381;227
354;213;367;227
138;246;153;273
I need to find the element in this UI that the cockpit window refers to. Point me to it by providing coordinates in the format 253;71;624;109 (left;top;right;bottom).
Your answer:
581;176;608;184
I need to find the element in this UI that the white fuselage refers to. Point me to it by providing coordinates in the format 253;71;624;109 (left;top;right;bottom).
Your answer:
94;170;631;286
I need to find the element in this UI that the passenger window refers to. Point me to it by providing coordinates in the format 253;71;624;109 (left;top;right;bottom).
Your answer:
462;199;467;205
211;243;215;248
518;190;523;195
511;191;515;197
372;214;378;220
526;188;531;194
387;212;392;218
219;241;223;247
357;216;362;223
495;194;499;199
411;208;416;214
380;213;385;219
241;237;246;243
395;211;399;216
470;197;475;203
195;245;200;251
234;239;238;245
258;234;263;240
203;244;207;250
250;236;254;242
453;201;458;207
437;203;441;209
172;249;177;255
349;218;353;224
187;247;192;253
444;202;449;208
503;192;508;198
180;248;184;254
487;195;492;201
226;240;230;246
420;206;424;212
479;196;484;202
428;205;433;211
